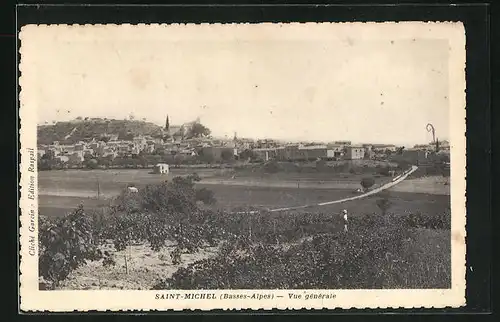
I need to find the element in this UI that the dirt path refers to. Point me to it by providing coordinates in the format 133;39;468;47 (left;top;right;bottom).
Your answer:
233;166;419;214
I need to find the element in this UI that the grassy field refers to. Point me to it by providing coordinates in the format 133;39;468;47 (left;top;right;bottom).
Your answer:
38;168;389;194
39;185;358;217
38;168;449;217
40;186;450;220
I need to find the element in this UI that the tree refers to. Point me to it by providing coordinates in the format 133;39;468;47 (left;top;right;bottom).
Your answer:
221;149;234;163
397;160;411;172
376;197;392;216
188;122;211;138
316;159;326;171
434;155;450;184
441;165;450;185
39;206;106;288
198;150;215;164
196;188;216;205
378;166;390;176
239;149;255;161
38;158;53;171
86;159;98;169
165;116;170;131
107;174;217;258
98;156;113;168
124;133;135;141
435;138;440;152
139;156;149;168
174;154;185;166
360;177;375;191
83;152;93;162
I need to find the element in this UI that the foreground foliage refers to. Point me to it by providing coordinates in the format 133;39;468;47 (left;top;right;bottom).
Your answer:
153;213;451;290
38;206;111;288
39;177;451;290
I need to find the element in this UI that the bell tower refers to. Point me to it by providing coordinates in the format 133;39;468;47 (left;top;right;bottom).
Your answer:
165;115;170;132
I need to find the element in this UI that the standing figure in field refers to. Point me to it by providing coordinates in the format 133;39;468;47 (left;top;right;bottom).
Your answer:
342;209;348;232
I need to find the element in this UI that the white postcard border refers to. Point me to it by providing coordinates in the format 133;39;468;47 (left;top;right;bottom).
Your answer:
19;22;467;311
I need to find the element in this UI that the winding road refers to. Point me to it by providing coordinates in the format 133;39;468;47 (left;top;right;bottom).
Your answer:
233;165;419;214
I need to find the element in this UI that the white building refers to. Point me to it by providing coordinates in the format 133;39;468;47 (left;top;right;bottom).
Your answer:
153;163;170;174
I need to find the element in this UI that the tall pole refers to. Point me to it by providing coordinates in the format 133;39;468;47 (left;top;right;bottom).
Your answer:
426;123;436;144
97;177;100;201
426;123;441;152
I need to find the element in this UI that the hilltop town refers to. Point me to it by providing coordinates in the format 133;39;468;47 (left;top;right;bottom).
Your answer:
37;116;450;171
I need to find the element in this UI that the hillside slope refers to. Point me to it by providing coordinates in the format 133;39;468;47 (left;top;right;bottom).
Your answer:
37;118;164;144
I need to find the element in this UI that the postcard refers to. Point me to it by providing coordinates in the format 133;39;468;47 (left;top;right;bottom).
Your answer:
19;22;466;311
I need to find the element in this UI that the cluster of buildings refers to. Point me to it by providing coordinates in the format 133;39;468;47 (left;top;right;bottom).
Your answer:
37;133;451;166
390;140;451;165
250;141;401;162
37;134;239;165
245;139;450;163
37;116;451;166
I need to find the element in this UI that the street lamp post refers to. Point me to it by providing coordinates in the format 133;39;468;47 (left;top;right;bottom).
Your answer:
426;123;436;144
426;123;440;152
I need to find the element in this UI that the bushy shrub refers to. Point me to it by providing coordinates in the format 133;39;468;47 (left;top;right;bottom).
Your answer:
405;212;451;230
195;188;217;205
38;206;108;287
263;160;280;173
360;177;375;190
104;175;225;255
376;197;392;216
152;218;445;290
378;166;390;176
151;208;451;290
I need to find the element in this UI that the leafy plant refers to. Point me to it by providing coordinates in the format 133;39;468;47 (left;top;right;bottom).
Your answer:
152;214;449;290
105;175;224;261
38;205;107;287
376;197;392;216
360;177;375;191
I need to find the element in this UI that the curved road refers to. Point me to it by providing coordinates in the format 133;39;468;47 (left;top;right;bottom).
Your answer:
233;165;418;214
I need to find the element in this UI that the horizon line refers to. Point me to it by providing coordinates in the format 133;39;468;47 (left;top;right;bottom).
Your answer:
37;116;448;147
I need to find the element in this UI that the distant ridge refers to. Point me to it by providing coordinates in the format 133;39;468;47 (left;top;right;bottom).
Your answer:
36;117;210;145
37;118;164;145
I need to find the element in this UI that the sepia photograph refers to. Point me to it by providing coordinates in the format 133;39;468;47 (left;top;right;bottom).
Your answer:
19;22;466;311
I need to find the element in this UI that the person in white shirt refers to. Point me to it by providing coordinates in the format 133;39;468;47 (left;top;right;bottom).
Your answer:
342;209;348;232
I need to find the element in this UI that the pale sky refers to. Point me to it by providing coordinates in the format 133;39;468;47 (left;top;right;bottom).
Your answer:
23;23;453;146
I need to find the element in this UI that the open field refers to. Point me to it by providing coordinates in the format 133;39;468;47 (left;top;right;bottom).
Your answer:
38;168;449;218
39;185;357;217
389;176;450;195
38;168;222;198
38;168;390;195
40;186;450;219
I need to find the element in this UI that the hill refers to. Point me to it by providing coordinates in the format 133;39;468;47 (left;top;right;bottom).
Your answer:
37;118;164;145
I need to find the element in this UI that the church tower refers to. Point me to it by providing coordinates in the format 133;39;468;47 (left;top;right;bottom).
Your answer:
165;115;170;132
